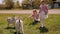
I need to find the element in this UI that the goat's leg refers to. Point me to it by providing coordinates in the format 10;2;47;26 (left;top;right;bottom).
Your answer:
20;20;24;34
15;23;19;34
7;22;10;28
13;22;15;29
22;25;24;34
15;27;18;34
18;23;20;32
21;23;24;34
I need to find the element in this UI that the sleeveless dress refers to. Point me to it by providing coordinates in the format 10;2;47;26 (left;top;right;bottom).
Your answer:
32;14;40;21
39;4;48;19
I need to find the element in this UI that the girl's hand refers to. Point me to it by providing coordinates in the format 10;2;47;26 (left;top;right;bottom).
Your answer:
45;10;48;15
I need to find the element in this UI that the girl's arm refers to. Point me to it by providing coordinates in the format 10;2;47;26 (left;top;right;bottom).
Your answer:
39;6;41;14
45;5;48;15
28;15;33;18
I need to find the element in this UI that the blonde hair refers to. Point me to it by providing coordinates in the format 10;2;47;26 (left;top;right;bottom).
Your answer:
33;9;37;12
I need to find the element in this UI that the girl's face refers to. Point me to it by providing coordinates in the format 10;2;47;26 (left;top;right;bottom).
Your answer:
41;1;45;5
42;2;45;5
33;11;37;14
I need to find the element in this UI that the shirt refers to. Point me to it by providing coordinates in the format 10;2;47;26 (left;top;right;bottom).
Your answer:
39;4;48;14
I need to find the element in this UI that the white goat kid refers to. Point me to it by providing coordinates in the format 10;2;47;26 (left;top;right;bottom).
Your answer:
15;17;24;34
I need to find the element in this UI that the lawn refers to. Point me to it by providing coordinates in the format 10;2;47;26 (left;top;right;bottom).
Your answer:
0;14;60;34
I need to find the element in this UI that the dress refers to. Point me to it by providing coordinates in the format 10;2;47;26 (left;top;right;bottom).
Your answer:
39;4;48;27
40;11;46;19
39;4;48;19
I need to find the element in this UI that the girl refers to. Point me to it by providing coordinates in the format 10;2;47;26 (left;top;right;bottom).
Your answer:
28;9;40;22
39;1;48;28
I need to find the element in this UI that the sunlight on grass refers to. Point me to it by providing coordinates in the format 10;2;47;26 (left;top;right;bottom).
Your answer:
0;14;60;34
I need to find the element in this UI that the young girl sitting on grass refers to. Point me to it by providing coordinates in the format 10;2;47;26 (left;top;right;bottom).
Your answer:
28;9;40;22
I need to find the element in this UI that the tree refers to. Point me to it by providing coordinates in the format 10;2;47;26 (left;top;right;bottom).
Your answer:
32;0;40;9
16;1;20;8
22;0;31;9
4;0;14;9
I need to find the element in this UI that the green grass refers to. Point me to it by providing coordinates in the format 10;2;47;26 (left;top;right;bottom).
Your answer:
0;14;60;34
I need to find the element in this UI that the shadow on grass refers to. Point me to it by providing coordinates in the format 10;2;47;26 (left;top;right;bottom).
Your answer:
29;21;39;25
14;32;22;34
5;27;15;29
39;27;48;33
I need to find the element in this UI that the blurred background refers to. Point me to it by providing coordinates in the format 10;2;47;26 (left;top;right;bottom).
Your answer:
0;0;60;10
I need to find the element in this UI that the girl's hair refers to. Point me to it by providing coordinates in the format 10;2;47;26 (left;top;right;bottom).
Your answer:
40;1;46;4
33;9;37;12
41;1;45;2
32;9;37;14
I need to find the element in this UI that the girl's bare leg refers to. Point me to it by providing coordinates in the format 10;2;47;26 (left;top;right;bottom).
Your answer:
40;17;45;27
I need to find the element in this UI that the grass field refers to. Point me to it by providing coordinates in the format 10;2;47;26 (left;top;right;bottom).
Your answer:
0;14;60;34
